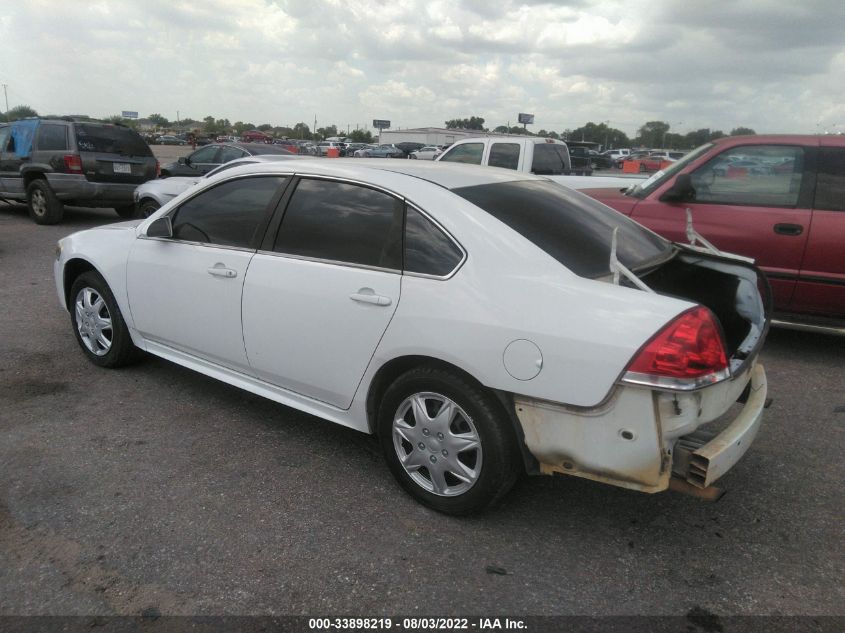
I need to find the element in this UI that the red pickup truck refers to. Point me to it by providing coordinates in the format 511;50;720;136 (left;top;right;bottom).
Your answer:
581;135;845;331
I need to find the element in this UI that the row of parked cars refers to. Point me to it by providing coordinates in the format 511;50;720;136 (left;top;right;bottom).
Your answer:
2;117;842;329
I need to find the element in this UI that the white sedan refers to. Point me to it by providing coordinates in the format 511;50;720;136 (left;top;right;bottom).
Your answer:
410;146;443;160
55;160;769;514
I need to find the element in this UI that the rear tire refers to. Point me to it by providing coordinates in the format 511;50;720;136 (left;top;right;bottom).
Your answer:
377;367;520;515
69;271;140;368
27;179;64;225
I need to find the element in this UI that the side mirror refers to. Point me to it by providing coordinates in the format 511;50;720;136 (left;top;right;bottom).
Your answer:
146;216;173;239
177;156;191;166
660;173;695;202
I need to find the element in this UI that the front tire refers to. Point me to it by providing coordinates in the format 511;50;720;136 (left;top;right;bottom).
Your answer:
136;199;161;219
378;367;520;515
69;272;139;368
27;179;64;225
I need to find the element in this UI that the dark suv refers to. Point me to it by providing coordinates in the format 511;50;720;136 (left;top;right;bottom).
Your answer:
0;118;158;224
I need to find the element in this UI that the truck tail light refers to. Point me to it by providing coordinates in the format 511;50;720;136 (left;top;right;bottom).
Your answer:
155;159;161;178
63;154;83;173
622;306;729;391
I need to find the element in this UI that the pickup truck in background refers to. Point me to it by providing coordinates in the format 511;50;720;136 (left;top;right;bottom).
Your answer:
436;136;644;189
580;134;845;332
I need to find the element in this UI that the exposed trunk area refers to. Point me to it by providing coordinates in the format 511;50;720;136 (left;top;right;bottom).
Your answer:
639;248;770;366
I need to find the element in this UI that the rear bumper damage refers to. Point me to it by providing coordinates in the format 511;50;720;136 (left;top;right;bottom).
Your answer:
513;362;767;494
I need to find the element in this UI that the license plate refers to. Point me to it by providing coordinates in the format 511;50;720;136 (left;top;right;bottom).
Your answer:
113;162;131;174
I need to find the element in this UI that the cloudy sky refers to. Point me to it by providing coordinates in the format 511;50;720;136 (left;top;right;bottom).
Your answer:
3;0;845;137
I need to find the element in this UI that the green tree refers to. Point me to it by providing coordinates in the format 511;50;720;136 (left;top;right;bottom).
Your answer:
257;123;273;131
316;125;338;140
730;127;756;136
567;122;629;148
635;121;671;148
1;104;38;121
147;113;169;127
445;116;486;130
233;121;256;135
292;122;312;139
349;129;374;143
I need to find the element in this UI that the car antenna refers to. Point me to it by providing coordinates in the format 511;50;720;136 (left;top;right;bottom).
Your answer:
609;227;653;292
685;208;721;255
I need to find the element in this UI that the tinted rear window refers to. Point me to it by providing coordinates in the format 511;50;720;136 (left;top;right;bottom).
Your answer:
452;180;673;278
74;124;152;156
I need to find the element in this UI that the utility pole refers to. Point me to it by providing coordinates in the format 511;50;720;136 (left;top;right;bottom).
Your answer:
176;110;180;131
2;84;8;116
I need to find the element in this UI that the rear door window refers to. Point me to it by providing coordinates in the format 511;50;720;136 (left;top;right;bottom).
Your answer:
488;143;520;170
814;147;845;211
74;124;152;156
36;124;69;151
439;143;484;165
531;144;569;175
273;178;403;270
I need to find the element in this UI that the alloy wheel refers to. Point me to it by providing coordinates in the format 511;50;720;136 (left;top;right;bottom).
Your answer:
74;287;113;356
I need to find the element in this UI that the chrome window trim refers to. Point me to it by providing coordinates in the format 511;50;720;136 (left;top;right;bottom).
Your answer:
254;249;401;275
137;235;256;253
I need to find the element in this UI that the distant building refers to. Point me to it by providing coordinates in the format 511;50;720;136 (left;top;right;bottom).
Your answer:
378;127;489;146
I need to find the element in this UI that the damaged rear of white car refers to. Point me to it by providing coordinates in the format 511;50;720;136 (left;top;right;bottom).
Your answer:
441;176;769;503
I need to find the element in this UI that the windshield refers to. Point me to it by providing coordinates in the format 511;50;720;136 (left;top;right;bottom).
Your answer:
626;143;714;198
452;180;674;279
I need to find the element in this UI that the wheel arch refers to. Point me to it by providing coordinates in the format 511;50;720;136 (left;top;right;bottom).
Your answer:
62;257;99;310
365;355;539;474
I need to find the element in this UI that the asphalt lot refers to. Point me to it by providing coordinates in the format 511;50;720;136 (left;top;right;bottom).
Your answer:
0;200;843;619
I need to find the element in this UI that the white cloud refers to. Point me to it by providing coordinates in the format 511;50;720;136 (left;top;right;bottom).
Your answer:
0;0;843;135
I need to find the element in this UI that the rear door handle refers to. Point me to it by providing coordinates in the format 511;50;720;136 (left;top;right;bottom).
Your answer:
207;264;237;278
350;288;392;306
773;223;804;236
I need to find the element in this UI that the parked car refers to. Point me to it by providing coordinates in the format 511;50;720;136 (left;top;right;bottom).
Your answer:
156;135;186;146
394;142;426;157
355;144;404;158
55;159;769;514
344;143;370;156
589;150;613;169
0;117;158;224
271;139;300;153
409;146;443;160
352;144;379;157
159;143;293;177
582;134;845;327
317;141;346;156
133;154;303;219
616;151;651;169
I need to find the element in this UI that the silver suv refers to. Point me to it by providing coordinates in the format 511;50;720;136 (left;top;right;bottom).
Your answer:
0;118;158;224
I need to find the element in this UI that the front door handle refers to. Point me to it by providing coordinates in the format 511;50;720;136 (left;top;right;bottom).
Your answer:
773;223;804;236
350;288;392;306
207;264;237;278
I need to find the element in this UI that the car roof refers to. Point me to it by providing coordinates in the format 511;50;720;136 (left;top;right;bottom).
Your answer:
218;157;544;190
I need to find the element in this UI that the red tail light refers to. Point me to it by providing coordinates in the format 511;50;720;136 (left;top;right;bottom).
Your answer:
623;306;729;390
155;159;161;178
63;154;83;173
